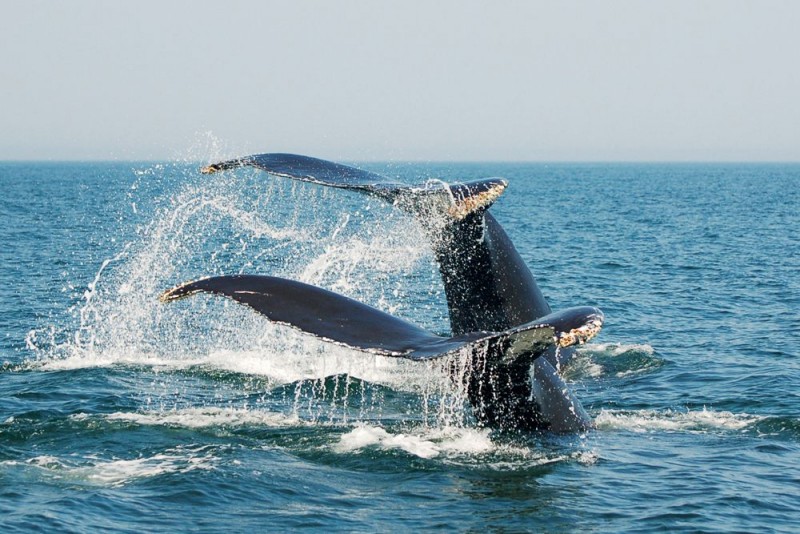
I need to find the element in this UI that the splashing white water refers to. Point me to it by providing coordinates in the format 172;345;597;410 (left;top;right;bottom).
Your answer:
334;424;495;459
24;153;468;427
332;423;597;466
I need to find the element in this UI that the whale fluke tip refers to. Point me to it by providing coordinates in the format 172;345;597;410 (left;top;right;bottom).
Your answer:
200;158;250;174
159;278;208;302
447;179;508;220
555;308;604;347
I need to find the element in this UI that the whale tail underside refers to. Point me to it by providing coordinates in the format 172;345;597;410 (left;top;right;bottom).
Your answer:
159;274;603;362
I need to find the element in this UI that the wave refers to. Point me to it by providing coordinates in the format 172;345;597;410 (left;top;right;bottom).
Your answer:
747;416;800;441
69;407;596;467
332;424;598;467
595;407;763;433
569;342;664;379
333;424;495;459
1;445;218;487
88;407;301;429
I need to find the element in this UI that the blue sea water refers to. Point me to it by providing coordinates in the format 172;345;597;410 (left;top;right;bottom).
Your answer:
0;160;798;532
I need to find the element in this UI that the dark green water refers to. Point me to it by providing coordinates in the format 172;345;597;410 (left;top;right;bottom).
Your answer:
1;161;798;532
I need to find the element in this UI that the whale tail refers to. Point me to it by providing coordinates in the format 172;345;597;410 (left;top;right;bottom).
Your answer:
159;274;602;362
201;153;507;222
160;273;601;431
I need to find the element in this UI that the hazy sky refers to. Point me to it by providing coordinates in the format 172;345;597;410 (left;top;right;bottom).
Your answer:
2;1;798;161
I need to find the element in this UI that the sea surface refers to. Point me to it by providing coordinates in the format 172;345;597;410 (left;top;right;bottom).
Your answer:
1;159;798;532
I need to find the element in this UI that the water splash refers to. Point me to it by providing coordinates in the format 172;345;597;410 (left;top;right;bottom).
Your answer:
333;424;494;459
23;154;469;428
419;348;478;428
332;423;597;467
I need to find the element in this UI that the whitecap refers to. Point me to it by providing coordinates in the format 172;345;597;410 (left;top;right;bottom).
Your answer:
330;423;591;466
7;446;218;487
102;407;299;429
581;342;655;356
334;424;494;459
595;407;763;433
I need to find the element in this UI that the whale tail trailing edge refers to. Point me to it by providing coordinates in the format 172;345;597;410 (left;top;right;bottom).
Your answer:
159;274;603;362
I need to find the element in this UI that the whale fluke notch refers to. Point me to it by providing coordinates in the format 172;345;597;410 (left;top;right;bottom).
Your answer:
159;274;603;362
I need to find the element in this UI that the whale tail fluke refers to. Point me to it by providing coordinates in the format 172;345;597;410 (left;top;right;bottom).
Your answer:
159;274;602;362
200;153;507;221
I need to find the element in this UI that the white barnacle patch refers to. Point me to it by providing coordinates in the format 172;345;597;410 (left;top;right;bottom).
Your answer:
447;182;507;221
556;316;604;348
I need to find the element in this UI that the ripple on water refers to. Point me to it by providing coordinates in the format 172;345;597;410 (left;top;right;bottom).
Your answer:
567;342;664;379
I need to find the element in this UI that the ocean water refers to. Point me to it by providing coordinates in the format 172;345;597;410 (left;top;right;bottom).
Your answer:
1;159;798;532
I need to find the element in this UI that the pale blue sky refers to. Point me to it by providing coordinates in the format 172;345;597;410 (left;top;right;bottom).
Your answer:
2;0;798;161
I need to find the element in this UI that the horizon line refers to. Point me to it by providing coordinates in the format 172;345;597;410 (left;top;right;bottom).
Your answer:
2;158;800;165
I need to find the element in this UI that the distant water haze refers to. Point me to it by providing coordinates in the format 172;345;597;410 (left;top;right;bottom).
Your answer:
1;1;799;161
